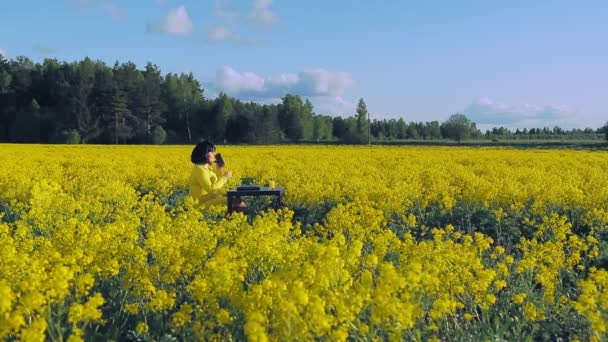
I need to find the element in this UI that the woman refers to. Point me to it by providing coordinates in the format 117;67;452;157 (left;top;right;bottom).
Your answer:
189;141;246;211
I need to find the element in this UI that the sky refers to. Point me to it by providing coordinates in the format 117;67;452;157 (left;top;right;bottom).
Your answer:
1;0;607;130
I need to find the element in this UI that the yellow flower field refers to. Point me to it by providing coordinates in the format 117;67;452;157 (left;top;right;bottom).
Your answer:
0;144;607;341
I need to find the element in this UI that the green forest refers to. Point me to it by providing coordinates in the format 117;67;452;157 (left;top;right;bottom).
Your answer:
0;55;606;145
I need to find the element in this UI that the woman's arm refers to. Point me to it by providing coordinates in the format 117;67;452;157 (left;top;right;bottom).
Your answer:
200;168;229;193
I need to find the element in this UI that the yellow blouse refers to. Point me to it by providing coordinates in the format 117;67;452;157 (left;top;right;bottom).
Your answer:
188;164;229;207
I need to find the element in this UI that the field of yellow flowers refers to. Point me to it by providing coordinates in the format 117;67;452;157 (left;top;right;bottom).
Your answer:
1;144;607;341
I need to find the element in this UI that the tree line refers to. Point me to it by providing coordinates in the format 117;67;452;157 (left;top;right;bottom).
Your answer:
0;55;606;144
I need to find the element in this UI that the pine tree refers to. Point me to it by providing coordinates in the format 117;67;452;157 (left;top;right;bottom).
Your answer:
135;63;165;143
105;87;135;144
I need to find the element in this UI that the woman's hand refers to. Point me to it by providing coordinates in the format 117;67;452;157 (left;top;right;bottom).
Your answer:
223;170;233;179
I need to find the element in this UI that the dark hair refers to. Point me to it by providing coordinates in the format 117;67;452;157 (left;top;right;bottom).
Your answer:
191;140;216;164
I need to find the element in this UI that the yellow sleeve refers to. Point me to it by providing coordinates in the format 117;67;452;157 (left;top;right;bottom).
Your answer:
200;168;228;193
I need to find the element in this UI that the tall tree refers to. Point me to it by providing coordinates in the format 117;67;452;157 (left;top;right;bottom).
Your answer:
601;122;608;141
9;56;35;108
0;54;13;140
332;116;348;141
332;115;360;143
279;94;306;141
9;99;48;142
406;122;419;139
395;118;407;139
302;99;315;140
3;57;35;141
135;63;165;143
0;54;10;93
89;67;114;143
69;58;99;143
208;92;233;141
441;113;477;143
105;85;136;144
37;59;71;138
251;104;280;144
313;115;333;141
182;73;204;143
162;72;203;143
356;98;369;143
428;121;441;139
225;112;252;143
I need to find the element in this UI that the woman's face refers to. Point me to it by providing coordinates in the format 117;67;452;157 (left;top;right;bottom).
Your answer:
206;151;217;164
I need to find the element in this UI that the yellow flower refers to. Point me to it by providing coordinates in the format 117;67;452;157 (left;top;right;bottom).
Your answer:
124;303;139;315
494;279;507;290
136;322;149;334
3;144;608;340
171;303;193;328
217;309;232;325
512;293;527;304
68;293;105;324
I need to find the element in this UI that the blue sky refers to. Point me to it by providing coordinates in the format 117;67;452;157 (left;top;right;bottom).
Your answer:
1;0;607;130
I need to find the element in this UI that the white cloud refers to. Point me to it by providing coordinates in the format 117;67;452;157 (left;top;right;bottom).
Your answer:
207;0;278;45
214;66;354;99
209;26;232;42
149;6;193;35
464;97;582;129
217;66;266;93
0;48;6;58
296;69;354;97
208;26;261;45
312;96;357;116
249;0;277;25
